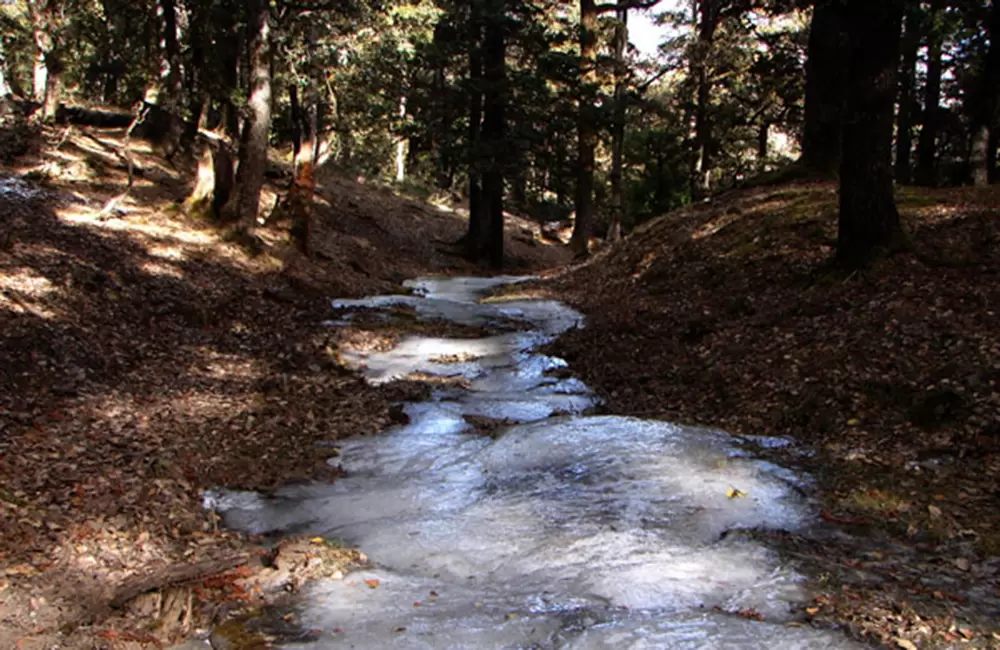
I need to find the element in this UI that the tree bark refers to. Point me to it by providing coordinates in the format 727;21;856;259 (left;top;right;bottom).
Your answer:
396;95;408;183
895;5;920;185
482;0;507;269
607;4;628;243
757;121;769;167
0;61;9;100
801;0;849;176
224;0;272;231
465;1;489;261
28;0;61;120
690;0;721;199
837;0;905;268
158;0;183;109
570;0;599;257
971;0;999;186
914;0;944;187
32;52;47;104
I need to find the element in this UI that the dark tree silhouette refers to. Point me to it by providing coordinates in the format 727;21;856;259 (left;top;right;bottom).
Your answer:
837;0;905;267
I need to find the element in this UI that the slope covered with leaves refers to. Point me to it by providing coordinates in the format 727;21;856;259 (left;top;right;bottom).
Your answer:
0;123;568;648
542;181;1000;648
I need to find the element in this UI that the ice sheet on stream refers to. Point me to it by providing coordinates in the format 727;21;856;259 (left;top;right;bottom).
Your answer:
202;276;860;649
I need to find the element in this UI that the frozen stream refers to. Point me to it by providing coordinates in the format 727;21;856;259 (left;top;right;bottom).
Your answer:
205;276;861;649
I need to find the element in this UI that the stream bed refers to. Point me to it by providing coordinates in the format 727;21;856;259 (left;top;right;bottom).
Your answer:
204;276;862;649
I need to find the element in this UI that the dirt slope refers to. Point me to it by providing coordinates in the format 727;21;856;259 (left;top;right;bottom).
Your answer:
535;181;1000;648
0;123;568;648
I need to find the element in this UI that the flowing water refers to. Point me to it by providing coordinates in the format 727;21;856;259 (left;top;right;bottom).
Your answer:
204;277;861;649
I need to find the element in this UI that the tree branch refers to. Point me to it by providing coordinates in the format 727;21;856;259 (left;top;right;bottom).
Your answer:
596;0;660;14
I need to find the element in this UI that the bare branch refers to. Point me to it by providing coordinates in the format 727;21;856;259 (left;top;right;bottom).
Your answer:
595;0;661;14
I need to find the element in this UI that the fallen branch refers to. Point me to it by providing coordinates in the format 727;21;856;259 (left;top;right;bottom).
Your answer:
110;553;250;609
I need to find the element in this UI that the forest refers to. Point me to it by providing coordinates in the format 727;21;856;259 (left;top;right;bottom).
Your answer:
1;0;999;648
2;0;995;262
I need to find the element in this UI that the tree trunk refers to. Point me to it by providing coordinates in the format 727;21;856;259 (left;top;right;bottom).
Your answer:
28;0;61;120
971;0;999;186
290;85;301;158
396;94;408;183
0;39;11;99
895;5;919;185
41;57;61;120
837;0;905;268
914;0;944;187
184;143;234;221
286;24;319;254
690;1;721;199
224;0;272;231
482;0;507;269
158;0;183;108
214;7;241;140
607;4;628;243
465;1;488;261
801;0;848;175
990;130;999;184
757;121;769;168
570;0;599;257
971;125;991;186
33;53;47;104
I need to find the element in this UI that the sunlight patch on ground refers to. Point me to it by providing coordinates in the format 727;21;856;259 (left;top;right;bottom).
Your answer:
146;243;188;261
186;348;264;382
57;209;217;245
0;270;62;318
139;259;185;279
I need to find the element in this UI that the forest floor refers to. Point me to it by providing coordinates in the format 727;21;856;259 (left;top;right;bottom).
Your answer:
0;122;568;649
518;180;1000;649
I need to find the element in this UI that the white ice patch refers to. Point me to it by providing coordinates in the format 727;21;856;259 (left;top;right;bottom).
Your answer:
204;276;861;649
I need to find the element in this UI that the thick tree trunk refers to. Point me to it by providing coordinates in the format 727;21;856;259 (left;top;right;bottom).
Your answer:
224;0;272;231
971;0;999;186
465;1;488;261
184;143;234;221
286;23;319;255
482;0;507;269
837;0;905;268
801;1;848;175
29;0;61;120
690;1;720;199
914;0;944;187
895;6;920;185
570;0;599;257
607;4;628;243
41;58;61;120
971;126;991;186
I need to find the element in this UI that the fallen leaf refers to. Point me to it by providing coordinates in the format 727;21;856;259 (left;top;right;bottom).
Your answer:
365;578;380;589
927;505;943;518
894;638;917;650
726;487;747;499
